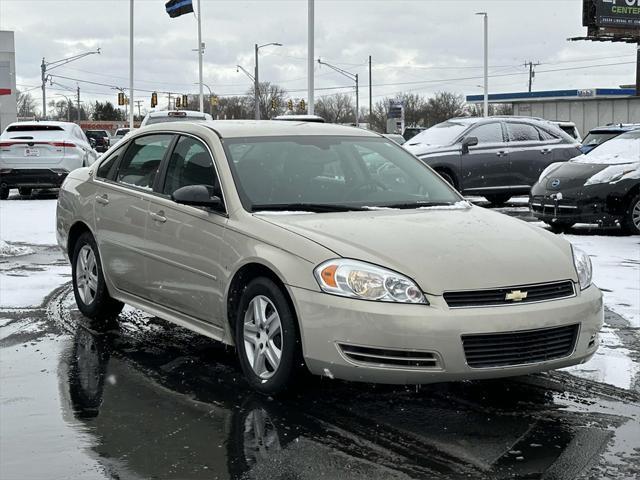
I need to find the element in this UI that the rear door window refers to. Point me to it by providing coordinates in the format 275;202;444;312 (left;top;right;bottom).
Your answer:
162;136;220;197
116;134;173;191
506;123;540;142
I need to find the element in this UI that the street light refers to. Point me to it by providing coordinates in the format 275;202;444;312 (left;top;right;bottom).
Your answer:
254;42;282;120
193;81;214;113
237;65;255;82
476;12;489;118
317;58;360;126
41;48;100;119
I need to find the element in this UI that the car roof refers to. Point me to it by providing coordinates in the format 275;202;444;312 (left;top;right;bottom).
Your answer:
137;120;381;139
588;124;640;133
4;120;75;129
146;110;211;118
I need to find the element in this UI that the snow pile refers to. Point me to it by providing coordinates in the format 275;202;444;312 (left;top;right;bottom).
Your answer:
0;199;58;245
0;240;34;257
574;134;639;165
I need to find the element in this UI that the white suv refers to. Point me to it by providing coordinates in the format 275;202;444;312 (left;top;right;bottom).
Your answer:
140;110;213;127
0;121;99;199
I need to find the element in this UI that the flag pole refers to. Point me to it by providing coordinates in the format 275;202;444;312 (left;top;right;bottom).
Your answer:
129;0;134;128
197;0;204;113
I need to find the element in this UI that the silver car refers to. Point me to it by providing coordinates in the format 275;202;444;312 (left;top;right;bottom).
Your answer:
56;121;603;394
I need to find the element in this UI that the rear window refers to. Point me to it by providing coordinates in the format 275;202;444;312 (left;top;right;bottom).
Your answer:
6;125;64;132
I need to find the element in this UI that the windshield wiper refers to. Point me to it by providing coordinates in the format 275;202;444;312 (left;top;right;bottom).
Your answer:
372;201;456;210
251;203;365;213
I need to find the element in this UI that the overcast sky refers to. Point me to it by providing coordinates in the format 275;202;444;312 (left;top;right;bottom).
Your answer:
1;0;636;114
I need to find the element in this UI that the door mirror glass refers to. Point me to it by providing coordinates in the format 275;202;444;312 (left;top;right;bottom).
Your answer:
171;184;222;209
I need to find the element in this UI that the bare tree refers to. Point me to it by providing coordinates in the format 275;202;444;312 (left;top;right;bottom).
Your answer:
17;90;38;118
247;82;288;120
314;93;355;124
465;102;514;117
217;96;251;119
425;91;465;126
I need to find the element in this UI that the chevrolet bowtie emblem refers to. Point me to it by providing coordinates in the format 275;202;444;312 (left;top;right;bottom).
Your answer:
505;290;528;302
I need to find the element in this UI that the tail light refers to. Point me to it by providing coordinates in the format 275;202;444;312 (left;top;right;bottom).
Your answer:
0;141;18;147
50;141;76;148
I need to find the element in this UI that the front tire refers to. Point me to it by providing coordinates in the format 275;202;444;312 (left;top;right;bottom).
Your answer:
484;194;512;206
235;277;301;395
621;194;640;235
0;186;8;200
71;232;123;326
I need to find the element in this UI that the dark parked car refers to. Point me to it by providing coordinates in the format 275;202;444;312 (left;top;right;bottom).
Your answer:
580;124;640;154
404;117;581;205
530;129;640;234
84;129;111;153
402;126;425;141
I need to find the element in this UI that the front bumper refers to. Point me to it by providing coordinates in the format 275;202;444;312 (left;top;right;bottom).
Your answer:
0;168;69;189
289;285;603;384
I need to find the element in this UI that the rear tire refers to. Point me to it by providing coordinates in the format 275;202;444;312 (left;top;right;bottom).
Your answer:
621;194;640;235
484;194;512;206
18;187;32;197
545;221;575;233
235;277;302;395
71;232;123;327
0;186;8;200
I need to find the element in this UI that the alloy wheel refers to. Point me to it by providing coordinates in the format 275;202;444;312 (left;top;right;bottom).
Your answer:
243;295;283;379
76;244;98;305
633;199;640;230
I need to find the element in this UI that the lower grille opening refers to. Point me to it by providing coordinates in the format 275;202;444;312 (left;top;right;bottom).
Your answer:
462;324;579;368
339;344;439;369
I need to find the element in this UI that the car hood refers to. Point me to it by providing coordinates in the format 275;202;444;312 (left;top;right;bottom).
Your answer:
540;162;610;191
403;142;457;157
256;206;577;295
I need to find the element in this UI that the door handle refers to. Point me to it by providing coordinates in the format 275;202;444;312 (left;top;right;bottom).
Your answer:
496;151;508;157
540;148;552;155
95;194;109;205
150;211;167;223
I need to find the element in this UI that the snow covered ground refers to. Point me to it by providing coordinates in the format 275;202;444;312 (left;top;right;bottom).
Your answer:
1;197;638;391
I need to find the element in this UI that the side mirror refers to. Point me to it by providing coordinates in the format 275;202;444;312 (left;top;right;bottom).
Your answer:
171;185;223;210
89;138;97;148
461;136;478;154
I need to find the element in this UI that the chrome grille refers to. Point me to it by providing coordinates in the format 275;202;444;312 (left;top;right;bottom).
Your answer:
443;281;575;308
339;344;439;369
462;324;579;368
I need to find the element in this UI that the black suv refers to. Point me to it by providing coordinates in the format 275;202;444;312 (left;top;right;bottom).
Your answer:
84;129;111;153
404;117;581;205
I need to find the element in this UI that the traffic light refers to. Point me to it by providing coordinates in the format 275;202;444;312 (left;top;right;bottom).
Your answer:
117;92;125;106
287;99;293;111
210;95;218;107
175;96;182;108
151;92;158;108
299;99;306;111
182;95;188;107
271;98;277;110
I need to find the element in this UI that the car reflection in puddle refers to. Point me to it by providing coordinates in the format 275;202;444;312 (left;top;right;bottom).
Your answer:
59;313;615;480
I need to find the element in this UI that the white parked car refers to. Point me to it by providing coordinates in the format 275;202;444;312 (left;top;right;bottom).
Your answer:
0;121;99;199
109;128;131;147
140;110;213;127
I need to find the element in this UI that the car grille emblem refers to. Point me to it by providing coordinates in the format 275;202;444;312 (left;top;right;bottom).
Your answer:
551;179;561;188
505;290;528;302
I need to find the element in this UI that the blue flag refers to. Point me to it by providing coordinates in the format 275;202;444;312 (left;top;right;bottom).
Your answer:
165;0;194;18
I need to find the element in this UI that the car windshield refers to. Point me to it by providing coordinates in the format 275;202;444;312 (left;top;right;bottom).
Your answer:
406;121;468;146
582;132;618;147
573;130;640;165
115;129;129;136
224;135;462;212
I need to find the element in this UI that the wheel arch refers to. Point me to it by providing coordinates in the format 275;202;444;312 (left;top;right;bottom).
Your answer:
67;221;95;261
433;166;459;190
225;262;299;346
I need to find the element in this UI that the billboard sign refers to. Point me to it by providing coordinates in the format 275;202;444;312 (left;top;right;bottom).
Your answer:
594;0;640;28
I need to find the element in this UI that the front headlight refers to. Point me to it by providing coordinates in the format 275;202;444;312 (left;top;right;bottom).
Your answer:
314;259;427;304
538;162;563;184
572;246;592;290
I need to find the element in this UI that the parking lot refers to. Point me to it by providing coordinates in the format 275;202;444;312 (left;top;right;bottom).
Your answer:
1;193;638;480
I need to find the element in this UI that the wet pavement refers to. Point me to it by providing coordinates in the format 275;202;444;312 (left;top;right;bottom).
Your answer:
1;198;639;479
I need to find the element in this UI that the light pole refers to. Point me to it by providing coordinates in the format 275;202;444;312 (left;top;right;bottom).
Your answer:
41;48;100;119
129;0;134;128
307;0;314;115
317;58;359;126
194;81;213;113
476;12;489;117
254;42;282;120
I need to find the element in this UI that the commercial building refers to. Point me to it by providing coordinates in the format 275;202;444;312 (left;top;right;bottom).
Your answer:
466;88;639;136
0;31;17;131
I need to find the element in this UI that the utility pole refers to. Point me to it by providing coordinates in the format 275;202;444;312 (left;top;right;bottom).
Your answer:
76;85;81;123
129;0;134;129
254;43;260;120
476;12;489;117
308;0;314;114
135;100;143;118
40;49;100;119
197;0;204;112
525;61;540;93
317;58;360;126
368;55;372;126
168;93;172;110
